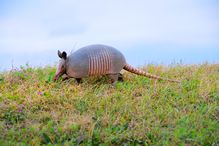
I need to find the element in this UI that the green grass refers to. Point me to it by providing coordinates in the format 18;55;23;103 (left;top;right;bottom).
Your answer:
0;64;218;145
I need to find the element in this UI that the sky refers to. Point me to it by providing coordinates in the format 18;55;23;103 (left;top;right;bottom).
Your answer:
0;0;219;71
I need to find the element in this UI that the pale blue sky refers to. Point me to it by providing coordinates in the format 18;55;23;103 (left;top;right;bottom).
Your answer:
0;0;219;71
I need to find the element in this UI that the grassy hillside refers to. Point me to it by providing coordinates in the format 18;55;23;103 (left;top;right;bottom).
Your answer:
0;64;218;145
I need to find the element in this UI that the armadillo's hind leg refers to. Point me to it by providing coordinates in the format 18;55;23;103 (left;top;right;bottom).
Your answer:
75;78;82;84
108;74;119;86
118;73;124;82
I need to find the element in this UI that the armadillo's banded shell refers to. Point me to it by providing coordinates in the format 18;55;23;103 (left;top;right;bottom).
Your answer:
88;48;112;75
66;44;126;78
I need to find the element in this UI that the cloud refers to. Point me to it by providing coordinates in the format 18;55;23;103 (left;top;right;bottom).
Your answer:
0;0;219;71
0;0;219;54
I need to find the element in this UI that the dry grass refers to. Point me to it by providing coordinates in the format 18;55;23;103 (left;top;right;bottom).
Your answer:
0;64;219;145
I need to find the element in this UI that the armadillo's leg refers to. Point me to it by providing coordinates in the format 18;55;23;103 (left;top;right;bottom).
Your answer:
118;73;124;82
75;78;82;84
108;74;119;86
62;74;70;81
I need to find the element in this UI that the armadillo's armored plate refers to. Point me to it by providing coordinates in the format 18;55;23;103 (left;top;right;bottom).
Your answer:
66;44;126;78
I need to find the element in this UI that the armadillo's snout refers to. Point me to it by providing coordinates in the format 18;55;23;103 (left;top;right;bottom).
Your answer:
53;71;64;81
53;73;61;81
53;75;58;81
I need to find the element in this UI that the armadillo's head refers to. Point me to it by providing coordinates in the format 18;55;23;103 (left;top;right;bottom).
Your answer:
53;50;67;81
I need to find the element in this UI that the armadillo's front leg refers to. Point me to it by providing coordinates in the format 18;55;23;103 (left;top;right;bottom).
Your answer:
62;74;70;81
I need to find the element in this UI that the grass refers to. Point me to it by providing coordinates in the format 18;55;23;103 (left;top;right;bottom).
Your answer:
0;63;219;145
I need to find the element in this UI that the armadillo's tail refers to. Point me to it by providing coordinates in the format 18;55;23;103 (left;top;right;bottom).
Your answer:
123;64;180;83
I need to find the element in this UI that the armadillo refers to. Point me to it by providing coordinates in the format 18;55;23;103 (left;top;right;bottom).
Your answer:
53;44;179;84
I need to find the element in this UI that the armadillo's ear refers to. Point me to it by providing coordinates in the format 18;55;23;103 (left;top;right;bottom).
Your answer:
62;51;67;60
58;50;62;58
